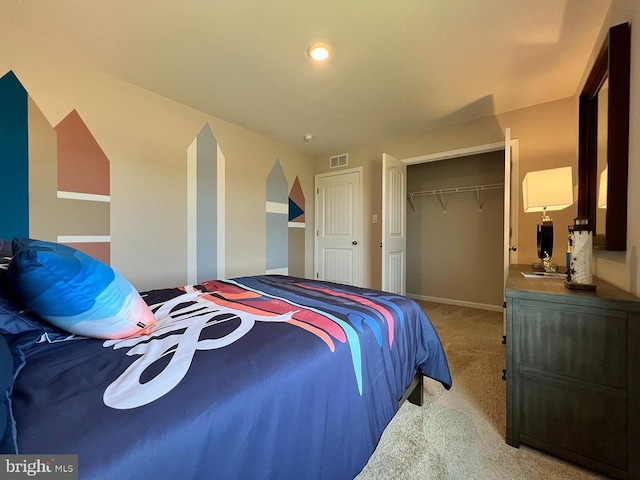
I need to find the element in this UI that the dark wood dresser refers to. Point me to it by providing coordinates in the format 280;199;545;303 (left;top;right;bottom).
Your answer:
505;265;640;479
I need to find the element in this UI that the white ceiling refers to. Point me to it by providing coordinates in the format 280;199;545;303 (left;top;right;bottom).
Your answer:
2;0;611;156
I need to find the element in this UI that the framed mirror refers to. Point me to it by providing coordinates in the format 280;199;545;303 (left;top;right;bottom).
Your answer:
577;22;630;251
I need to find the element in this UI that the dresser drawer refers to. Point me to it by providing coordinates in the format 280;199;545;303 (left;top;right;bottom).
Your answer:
517;300;628;389
520;375;627;471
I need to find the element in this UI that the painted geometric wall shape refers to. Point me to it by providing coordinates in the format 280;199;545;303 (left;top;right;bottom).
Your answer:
54;110;111;264
56;110;110;196
288;176;305;223
187;123;225;283
288;176;305;277
0;71;29;239
289;200;304;222
0;71;111;264
27;97;64;242
266;159;288;275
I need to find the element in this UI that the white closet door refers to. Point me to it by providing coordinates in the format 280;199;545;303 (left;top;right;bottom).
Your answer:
382;153;407;295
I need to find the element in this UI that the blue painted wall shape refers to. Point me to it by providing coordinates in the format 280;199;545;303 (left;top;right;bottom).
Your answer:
195;124;219;282
266;159;288;274
0;71;29;239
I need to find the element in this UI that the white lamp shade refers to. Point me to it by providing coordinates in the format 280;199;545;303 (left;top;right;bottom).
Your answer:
598;167;608;208
522;166;573;212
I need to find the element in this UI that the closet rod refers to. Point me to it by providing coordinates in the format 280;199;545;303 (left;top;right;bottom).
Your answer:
407;183;504;213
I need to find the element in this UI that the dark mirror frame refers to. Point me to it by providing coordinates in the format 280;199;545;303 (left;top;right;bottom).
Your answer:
578;22;630;251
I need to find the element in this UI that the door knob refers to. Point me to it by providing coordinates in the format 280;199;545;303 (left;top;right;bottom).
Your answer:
352;241;358;245
509;246;517;251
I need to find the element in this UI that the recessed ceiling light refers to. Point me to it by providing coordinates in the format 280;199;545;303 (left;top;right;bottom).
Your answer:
307;43;331;61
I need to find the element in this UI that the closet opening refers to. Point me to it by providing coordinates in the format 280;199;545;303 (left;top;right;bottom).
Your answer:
405;143;518;312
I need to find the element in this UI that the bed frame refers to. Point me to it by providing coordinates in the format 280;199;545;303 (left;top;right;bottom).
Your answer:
399;371;423;407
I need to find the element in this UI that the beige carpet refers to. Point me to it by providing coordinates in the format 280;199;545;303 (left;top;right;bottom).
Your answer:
355;302;606;480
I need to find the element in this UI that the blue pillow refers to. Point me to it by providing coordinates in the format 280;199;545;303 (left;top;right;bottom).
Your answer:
0;334;17;454
0;239;10;262
7;239;156;339
0;286;56;336
1;240;55;336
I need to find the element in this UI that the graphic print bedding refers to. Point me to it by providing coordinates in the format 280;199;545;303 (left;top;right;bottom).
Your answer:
9;275;451;480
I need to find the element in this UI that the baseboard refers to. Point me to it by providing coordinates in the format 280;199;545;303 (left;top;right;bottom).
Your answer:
406;293;503;313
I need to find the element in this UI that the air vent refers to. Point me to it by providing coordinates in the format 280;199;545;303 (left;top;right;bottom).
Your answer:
329;153;348;168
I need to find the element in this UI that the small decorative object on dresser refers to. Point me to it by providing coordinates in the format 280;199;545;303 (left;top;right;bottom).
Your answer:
505;265;640;479
565;216;596;290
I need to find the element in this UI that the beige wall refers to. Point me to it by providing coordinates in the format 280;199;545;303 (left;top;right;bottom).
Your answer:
313;0;639;299
316;0;640;301
7;0;637;298
583;0;640;296
1;50;316;291
315;97;579;292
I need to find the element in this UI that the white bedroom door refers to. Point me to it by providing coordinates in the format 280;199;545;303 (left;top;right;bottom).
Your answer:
381;153;407;295
315;168;363;286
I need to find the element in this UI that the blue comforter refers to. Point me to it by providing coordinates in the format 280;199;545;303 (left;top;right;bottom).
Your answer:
11;276;451;479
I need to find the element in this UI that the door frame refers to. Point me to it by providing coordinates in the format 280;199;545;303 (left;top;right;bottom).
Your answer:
404;141;507;165
400;136;520;309
314;167;364;286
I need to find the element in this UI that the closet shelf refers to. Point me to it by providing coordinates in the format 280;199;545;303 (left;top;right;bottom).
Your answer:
407;183;504;213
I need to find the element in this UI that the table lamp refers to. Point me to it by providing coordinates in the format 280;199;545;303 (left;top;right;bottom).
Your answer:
522;166;573;271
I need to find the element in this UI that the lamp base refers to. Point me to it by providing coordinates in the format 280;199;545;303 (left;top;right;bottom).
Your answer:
564;281;596;291
531;261;558;273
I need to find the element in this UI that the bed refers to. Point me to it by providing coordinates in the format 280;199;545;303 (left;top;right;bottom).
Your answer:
1;238;451;480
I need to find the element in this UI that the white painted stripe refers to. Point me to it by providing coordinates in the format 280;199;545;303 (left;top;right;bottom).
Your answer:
288;222;305;228
266;267;289;275
266;201;288;214
57;235;111;243
57;191;111;202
